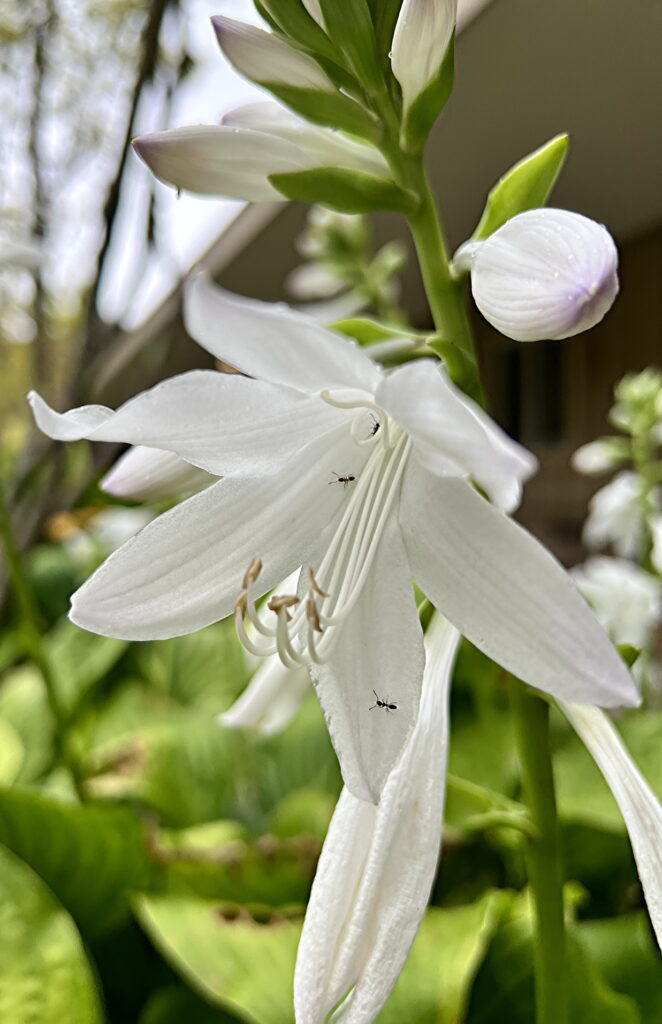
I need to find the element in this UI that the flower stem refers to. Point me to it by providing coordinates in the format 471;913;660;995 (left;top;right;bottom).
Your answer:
0;474;85;800
510;680;568;1024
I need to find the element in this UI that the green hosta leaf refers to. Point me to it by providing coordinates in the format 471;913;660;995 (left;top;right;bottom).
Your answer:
266;84;378;140
266;787;336;840
466;894;641;1023
46;617;128;715
554;708;662;832
140;985;238;1023
270;166;416;214
0;844;103;1023
88;714;244;828
155;817;319;905
0;716;24;784
318;0;381;90
577;913;662;1024
135;894;302;1024
256;698;341;809
0;786;156;937
401;36;455;154
0;665;54;783
473;134;569;241
137;621;250;715
377;892;511;1023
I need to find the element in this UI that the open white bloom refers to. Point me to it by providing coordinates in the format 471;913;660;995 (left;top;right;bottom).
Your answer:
571;557;662;650
29;276;638;800
560;702;662;950
454;209;619;342
391;0;457;111
212;16;334;92
295;614;459;1024
583;471;659;558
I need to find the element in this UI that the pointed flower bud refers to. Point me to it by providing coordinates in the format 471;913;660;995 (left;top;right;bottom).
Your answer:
391;0;457;111
101;446;215;503
132;124;312;200
457;208;619;342
571;437;630;476
212;15;334;92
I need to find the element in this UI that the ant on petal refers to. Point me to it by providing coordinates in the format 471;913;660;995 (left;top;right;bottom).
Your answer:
369;689;398;712
329;471;356;490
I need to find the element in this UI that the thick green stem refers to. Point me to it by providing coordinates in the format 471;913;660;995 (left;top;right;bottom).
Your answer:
0;475;85;799
511;681;568;1024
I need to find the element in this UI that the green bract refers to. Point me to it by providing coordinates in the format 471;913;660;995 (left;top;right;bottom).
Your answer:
269;166;417;213
473;133;569;241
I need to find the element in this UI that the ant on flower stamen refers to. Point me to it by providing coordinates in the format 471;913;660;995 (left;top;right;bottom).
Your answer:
369;689;398;712
329;471;356;490
368;415;381;438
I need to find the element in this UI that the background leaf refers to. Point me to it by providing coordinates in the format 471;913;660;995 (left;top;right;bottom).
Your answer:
135;894;302;1024
0;844;103;1023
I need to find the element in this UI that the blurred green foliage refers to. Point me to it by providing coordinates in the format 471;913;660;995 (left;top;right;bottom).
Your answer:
0;527;660;1021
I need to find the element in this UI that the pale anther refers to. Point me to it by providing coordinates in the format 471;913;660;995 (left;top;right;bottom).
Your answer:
308;567;330;598
267;593;300;620
243;556;263;589
306;598;323;633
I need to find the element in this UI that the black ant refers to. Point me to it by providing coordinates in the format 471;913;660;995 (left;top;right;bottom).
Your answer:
329;471;356;490
369;689;398;712
367;415;380;438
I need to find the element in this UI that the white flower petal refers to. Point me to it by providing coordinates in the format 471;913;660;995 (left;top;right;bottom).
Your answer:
184;273;380;394
70;424;362;640
310;514;425;803
132;124;311;200
560;702;662;950
401;463;639;708
30;371;344;478
220;655;310;735
376;360;537;512
222;101;389;177
391;0;456;111
571;557;662;650
212;16;333;91
469;209;619;342
295;615;459;1022
583;471;654;559
101;446;215;503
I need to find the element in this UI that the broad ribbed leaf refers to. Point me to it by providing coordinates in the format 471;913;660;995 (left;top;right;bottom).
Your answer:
136;894;302;1024
473;134;569;240
0;845;103;1023
0;786;155;937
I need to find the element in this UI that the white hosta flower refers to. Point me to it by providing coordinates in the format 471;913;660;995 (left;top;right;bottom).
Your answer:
571;557;662;650
455;209;619;342
133;124;312;201
212;15;334;92
571;438;628;476
583;471;659;558
29;276;638;800
221;101;390;179
220;655;310;736
102;446;215;503
295;615;460;1023
391;0;457;111
560;702;662;950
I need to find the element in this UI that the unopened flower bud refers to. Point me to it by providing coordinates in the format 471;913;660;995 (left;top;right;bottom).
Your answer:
391;0;457;111
463;208;619;343
212;15;333;92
